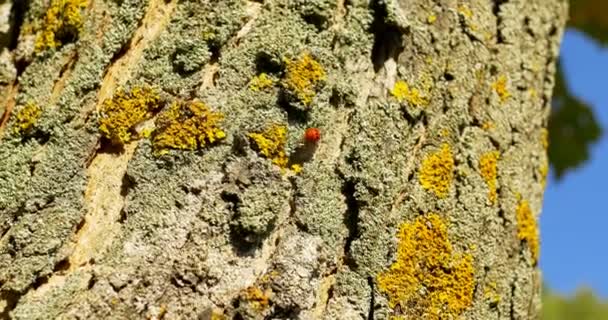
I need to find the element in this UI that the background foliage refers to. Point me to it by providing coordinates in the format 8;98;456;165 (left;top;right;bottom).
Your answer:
549;0;604;178
541;0;608;317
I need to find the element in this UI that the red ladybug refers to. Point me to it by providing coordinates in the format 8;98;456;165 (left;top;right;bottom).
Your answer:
304;127;321;143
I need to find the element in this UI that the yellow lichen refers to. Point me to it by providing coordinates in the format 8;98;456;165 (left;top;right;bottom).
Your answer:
458;5;473;19
419;144;454;198
242;287;270;312
153;101;225;153
540;128;549;149
482;121;495;131
283;52;326;106
479;151;500;204
210;310;226;320
35;0;89;53
539;162;549;187
248;124;289;168
515;199;539;263
427;14;437;24
98;86;161;145
13;103;42;135
491;75;511;103
391;80;429;106
484;281;501;305
377;214;475;319
249;73;274;91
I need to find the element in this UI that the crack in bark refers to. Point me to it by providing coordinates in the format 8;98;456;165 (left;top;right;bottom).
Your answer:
369;0;404;73
492;0;509;44
341;179;360;269
367;276;375;320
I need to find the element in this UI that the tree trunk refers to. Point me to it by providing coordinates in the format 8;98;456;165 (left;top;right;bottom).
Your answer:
0;0;567;319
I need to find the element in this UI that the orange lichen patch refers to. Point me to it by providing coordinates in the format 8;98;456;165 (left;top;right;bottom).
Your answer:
419;144;454;198
35;0;89;53
13;102;42;135
491;75;511;103
248;124;289;168
242;287;271;312
283;52;326;106
377;214;475;319
390;80;429;106
98;86;161;145
515;199;540;263
249;73;274;91
152;101;225;153
479;151;500;204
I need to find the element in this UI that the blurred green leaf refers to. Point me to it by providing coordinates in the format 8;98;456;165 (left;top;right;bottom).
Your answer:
548;63;602;179
570;0;608;45
542;286;608;320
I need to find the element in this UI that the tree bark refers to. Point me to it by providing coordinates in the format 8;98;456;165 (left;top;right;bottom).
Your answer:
0;0;567;319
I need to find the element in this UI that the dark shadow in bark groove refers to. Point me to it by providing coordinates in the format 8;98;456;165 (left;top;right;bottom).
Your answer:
369;0;404;72
0;289;22;319
341;179;360;269
367;276;375;320
492;0;509;44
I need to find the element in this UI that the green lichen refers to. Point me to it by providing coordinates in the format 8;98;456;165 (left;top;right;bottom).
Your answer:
282;52;326;106
35;0;88;53
98;86;162;145
418;144;454;198
153;100;226;153
13;102;42;135
377;213;475;319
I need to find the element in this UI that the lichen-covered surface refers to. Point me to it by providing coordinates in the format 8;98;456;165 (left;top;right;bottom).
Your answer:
0;0;566;319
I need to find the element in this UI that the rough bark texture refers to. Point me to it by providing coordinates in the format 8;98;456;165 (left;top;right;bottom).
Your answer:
0;0;566;319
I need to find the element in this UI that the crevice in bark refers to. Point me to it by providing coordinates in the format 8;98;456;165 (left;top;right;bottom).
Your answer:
509;278;517;319
458;16;482;44
367;276;375;320
341;179;360;269
0;289;22;318
369;0;404;72
492;0;508;44
8;1;28;50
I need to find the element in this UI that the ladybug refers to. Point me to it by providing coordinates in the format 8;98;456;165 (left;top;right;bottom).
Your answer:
304;127;321;143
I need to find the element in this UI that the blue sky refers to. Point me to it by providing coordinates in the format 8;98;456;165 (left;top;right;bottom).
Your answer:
541;29;608;298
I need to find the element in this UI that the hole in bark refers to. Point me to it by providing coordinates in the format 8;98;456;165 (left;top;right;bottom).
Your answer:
54;258;71;273
255;52;283;75
444;72;455;81
120;173;135;197
87;274;97;289
369;1;404;72
302;12;328;31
